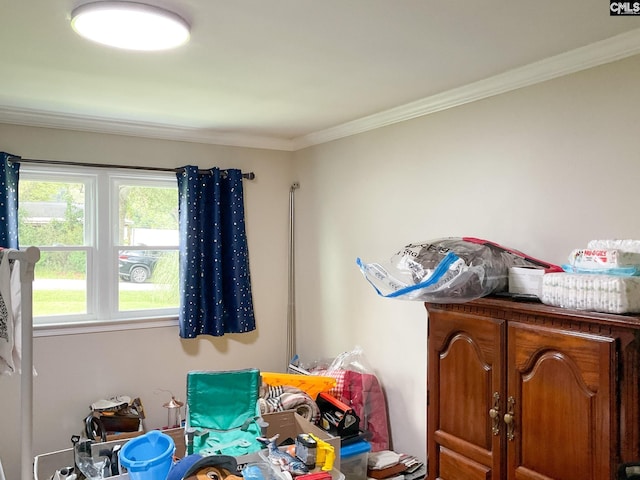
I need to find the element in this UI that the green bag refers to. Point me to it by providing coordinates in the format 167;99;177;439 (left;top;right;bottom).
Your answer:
186;368;264;456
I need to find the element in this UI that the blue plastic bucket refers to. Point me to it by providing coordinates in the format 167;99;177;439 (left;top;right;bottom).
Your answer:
119;430;175;480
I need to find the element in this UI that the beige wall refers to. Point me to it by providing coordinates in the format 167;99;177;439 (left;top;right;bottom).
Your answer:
292;54;640;461
1;53;639;479
0;125;294;479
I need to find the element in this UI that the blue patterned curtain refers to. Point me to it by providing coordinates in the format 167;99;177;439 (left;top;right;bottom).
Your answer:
0;152;20;249
177;166;256;338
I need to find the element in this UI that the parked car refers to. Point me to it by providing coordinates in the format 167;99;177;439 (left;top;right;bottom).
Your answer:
119;250;159;283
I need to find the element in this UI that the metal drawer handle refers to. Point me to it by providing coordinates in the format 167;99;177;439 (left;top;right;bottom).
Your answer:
504;396;515;441
488;392;501;436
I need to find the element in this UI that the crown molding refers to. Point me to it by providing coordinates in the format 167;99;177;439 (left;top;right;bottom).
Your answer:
292;28;640;150
0;107;295;151
2;28;639;152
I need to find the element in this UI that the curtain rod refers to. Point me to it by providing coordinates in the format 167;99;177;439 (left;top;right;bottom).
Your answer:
9;156;256;180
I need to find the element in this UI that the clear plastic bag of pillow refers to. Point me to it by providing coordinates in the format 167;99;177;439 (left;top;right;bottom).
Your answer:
356;237;561;303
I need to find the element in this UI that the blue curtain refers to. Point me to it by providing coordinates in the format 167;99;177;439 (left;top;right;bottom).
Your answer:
0;152;20;249
177;166;256;338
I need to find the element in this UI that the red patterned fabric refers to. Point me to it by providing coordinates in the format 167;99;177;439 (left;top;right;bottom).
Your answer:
326;370;346;398
314;369;390;452
340;370;390;452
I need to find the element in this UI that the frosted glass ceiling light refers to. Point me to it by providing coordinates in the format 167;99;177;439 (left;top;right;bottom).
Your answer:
71;1;190;51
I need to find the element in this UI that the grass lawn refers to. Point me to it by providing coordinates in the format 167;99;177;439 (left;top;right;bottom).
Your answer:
33;289;177;316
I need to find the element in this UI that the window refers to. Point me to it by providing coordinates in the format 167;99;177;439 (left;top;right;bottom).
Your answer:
18;164;179;327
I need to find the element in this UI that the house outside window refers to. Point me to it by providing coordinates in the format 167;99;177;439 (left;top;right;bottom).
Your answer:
18;164;179;327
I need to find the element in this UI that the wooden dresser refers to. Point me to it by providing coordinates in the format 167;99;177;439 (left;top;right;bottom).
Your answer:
425;297;640;480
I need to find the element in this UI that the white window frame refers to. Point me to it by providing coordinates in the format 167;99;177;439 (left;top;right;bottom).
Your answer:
19;164;179;335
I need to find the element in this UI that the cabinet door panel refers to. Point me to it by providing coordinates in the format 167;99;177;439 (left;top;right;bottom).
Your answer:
440;446;491;480
507;322;615;480
428;310;504;480
439;332;493;446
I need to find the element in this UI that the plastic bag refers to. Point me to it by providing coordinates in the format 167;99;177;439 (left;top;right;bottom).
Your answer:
317;346;390;452
563;242;640;276
325;346;374;376
357;237;562;303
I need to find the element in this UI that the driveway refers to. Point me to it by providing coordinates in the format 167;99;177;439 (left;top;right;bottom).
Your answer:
34;279;157;291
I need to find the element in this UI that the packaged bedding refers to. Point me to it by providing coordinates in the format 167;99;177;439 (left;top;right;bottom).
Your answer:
357;237;561;303
541;272;640;314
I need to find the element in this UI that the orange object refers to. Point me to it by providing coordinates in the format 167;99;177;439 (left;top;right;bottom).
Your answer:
261;372;336;399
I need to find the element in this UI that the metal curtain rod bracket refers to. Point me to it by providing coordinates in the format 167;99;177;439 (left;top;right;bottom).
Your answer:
7;156;255;180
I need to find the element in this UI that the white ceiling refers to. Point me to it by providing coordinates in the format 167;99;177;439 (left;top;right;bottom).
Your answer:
1;1;639;151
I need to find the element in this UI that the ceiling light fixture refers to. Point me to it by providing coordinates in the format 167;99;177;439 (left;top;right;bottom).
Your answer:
71;1;190;51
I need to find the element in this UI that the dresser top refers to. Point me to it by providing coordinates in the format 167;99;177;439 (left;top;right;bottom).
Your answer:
425;296;640;330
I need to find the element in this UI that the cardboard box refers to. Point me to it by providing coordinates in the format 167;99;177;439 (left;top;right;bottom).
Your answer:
162;427;187;458
106;430;145;442
261;411;341;470
509;266;545;297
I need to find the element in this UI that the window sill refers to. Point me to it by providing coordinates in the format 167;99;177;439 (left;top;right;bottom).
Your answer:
33;315;179;337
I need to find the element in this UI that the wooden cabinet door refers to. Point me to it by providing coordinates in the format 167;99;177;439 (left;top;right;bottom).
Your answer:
428;309;505;480
506;322;616;480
